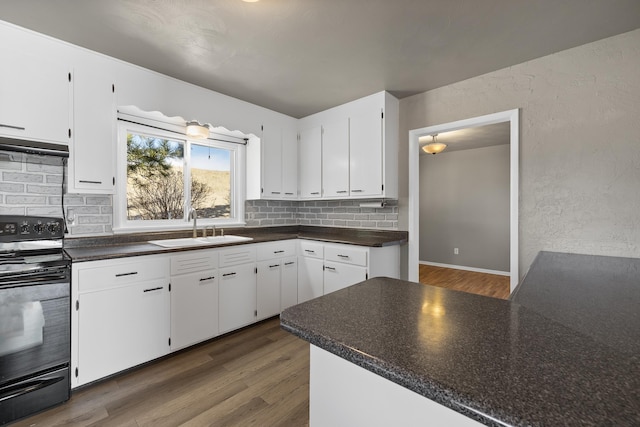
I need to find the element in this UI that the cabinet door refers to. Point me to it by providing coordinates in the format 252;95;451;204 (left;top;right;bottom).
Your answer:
262;125;283;198
170;270;219;351
71;61;116;193
322;118;350;198
256;260;281;320
299;126;322;198
297;256;324;303
323;261;367;295
282;128;298;198
0;45;71;145
281;257;298;311
350;110;383;197
77;280;169;385
219;263;256;333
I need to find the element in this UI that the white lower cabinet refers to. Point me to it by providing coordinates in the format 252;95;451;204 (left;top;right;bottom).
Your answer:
218;245;257;334
297;241;325;303
256;259;281;320
170;250;219;351
71;238;397;388
73;255;170;387
256;240;298;317
281;257;298;311
219;263;257;333
298;240;400;302
323;261;367;295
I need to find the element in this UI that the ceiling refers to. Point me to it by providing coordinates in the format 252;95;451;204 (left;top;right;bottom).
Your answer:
1;1;639;118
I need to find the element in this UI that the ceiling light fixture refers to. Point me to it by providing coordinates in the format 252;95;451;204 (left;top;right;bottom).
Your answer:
185;120;210;140
422;134;447;155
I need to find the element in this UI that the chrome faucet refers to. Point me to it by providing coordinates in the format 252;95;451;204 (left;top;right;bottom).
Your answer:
188;207;198;238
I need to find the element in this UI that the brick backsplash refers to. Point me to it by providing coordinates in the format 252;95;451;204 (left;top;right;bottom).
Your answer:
245;199;398;230
1;154;396;235
0;154;113;236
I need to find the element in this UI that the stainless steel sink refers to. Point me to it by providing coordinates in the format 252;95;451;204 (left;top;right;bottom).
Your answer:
148;235;253;248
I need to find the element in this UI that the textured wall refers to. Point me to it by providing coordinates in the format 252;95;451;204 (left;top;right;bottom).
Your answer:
399;28;640;277
420;144;510;271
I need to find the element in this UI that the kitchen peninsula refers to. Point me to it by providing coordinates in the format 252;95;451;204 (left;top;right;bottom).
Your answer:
280;251;640;426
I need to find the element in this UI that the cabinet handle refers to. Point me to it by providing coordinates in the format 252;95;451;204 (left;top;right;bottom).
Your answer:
269;264;280;268
223;272;236;277
284;262;295;266
304;249;315;254
79;180;103;184
337;190;348;194
199;276;215;282
352;189;364;193
143;286;163;293
0;123;26;131
115;271;138;277
271;191;281;194
337;254;350;259
310;192;320;195
285;192;294;195
274;250;284;254
324;266;336;272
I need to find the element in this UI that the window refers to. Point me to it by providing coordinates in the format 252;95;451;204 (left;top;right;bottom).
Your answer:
115;120;245;231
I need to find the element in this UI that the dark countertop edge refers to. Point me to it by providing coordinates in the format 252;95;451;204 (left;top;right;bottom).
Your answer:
64;226;408;262
280;317;499;427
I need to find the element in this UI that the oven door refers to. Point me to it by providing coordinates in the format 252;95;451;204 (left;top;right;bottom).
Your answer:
0;266;70;387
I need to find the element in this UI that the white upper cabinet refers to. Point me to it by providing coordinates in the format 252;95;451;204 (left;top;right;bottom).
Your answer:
281;127;298;198
299;125;323;198
0;44;71;145
262;125;283;198
350;109;382;197
69;58;116;194
322;118;350;198
297;91;398;200
247;123;298;200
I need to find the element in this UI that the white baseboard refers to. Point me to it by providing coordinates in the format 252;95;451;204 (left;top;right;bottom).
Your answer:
419;261;510;277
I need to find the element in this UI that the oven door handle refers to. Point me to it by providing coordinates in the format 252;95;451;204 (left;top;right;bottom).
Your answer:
0;271;69;289
0;376;65;403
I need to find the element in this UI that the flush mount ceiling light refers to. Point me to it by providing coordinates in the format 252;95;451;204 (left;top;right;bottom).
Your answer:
185;120;210;140
422;134;447;155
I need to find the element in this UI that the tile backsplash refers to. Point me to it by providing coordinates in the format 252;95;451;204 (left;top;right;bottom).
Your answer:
245;199;398;229
1;154;396;236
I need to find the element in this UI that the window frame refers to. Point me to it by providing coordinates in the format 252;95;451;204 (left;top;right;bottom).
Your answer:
114;120;246;233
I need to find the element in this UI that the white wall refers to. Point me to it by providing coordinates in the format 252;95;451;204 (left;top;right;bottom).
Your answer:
399;28;640;279
420;144;510;272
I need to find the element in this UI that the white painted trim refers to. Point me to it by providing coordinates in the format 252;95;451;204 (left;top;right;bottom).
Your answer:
419;261;510;277
408;109;519;292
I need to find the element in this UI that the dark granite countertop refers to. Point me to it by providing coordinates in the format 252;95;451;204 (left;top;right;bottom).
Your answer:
281;252;640;426
64;225;408;262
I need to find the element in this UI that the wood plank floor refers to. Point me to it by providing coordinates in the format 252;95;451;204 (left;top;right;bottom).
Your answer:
15;269;508;427
419;264;511;300
14;318;310;427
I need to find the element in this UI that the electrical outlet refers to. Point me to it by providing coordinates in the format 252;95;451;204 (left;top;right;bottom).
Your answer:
454;248;459;255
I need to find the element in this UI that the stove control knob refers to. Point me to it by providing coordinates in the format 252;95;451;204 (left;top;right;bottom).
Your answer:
34;223;45;234
20;223;30;233
47;222;61;233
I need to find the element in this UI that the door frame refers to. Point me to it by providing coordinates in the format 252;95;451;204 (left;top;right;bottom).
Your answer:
408;109;519;292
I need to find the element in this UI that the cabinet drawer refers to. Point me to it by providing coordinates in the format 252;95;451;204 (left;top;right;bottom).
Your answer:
256;240;296;261
78;256;168;293
219;246;256;267
171;250;219;275
298;241;324;259
325;245;368;267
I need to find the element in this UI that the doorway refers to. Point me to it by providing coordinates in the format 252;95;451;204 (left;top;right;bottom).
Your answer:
408;109;519;292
